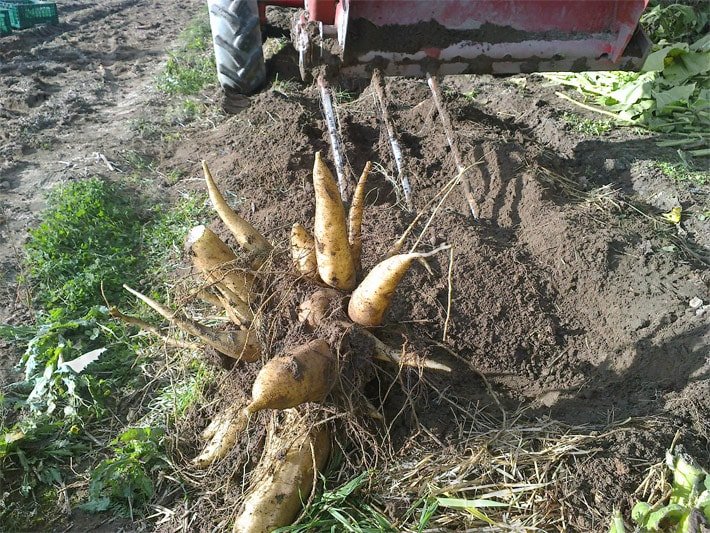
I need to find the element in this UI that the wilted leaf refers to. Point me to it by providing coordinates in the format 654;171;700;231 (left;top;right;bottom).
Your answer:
662;207;682;224
654;84;696;113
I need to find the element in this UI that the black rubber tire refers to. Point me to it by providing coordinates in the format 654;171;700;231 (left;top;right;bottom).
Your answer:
207;0;266;97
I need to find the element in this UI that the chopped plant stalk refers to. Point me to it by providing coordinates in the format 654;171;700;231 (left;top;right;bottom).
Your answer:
122;284;260;361
202;160;272;266
317;75;348;198
372;69;412;209
426;73;479;219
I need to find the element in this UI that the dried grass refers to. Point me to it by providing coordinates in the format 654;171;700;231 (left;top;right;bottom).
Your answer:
374;408;665;532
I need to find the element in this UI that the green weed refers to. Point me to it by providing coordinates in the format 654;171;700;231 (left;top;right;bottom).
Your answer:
81;427;170;518
561;112;613;135
277;470;395;532
121;150;154;172
654;160;709;186
24;178;143;319
157;14;216;96
150;359;213;420
271;74;300;97
143;195;210;281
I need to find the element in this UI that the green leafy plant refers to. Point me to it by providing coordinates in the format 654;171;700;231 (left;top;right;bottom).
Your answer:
0;417;86;497
641;2;709;45
24;178;143;319
276;470;395;532
82;427;170;518
654;160;709;186
143;195;210;281
8;307;137;418
610;447;710;533
561;112;613;135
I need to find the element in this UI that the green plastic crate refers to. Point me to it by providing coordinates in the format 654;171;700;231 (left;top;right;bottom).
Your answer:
0;1;58;30
0;9;11;35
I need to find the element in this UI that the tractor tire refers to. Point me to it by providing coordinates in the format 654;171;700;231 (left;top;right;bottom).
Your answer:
207;0;266;102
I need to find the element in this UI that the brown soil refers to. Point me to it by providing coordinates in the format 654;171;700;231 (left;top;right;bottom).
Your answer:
1;2;708;532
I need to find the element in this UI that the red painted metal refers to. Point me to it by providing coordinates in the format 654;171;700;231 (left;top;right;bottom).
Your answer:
343;0;647;63
305;0;336;23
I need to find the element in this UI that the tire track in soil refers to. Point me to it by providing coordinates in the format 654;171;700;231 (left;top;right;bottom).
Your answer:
0;0;204;384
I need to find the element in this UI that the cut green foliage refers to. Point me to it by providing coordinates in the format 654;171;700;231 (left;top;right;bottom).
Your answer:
544;2;710;150
10;307;137;417
561;111;613;135
276;471;395;532
24;178;142;319
612;446;710;533
1;179;213;525
157;13;216;96
82;427;170;518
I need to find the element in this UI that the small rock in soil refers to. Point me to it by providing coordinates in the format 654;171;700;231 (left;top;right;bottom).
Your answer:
689;296;703;309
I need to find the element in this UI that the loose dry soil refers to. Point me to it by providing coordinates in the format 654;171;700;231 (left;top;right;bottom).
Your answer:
1;2;708;532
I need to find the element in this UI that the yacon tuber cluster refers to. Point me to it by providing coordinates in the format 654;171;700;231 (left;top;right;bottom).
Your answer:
115;153;450;532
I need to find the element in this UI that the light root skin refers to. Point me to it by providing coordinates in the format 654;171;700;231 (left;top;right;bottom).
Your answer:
193;406;250;468
291;223;319;279
348;161;371;270
202;160;272;265
185;225;255;315
232;410;330;533
247;339;336;413
347;255;415;327
313;152;356;291
297;289;341;328
348;245;450;327
122;284;261;362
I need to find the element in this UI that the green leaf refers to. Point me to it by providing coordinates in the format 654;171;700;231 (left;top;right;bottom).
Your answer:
632;501;652;523
645;504;687;529
663;53;710;83
608;75;655;108
644;46;676;72
653;84;696;113
79;496;112;513
691;34;710;53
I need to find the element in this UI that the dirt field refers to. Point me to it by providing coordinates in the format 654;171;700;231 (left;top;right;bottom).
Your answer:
1;1;708;531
